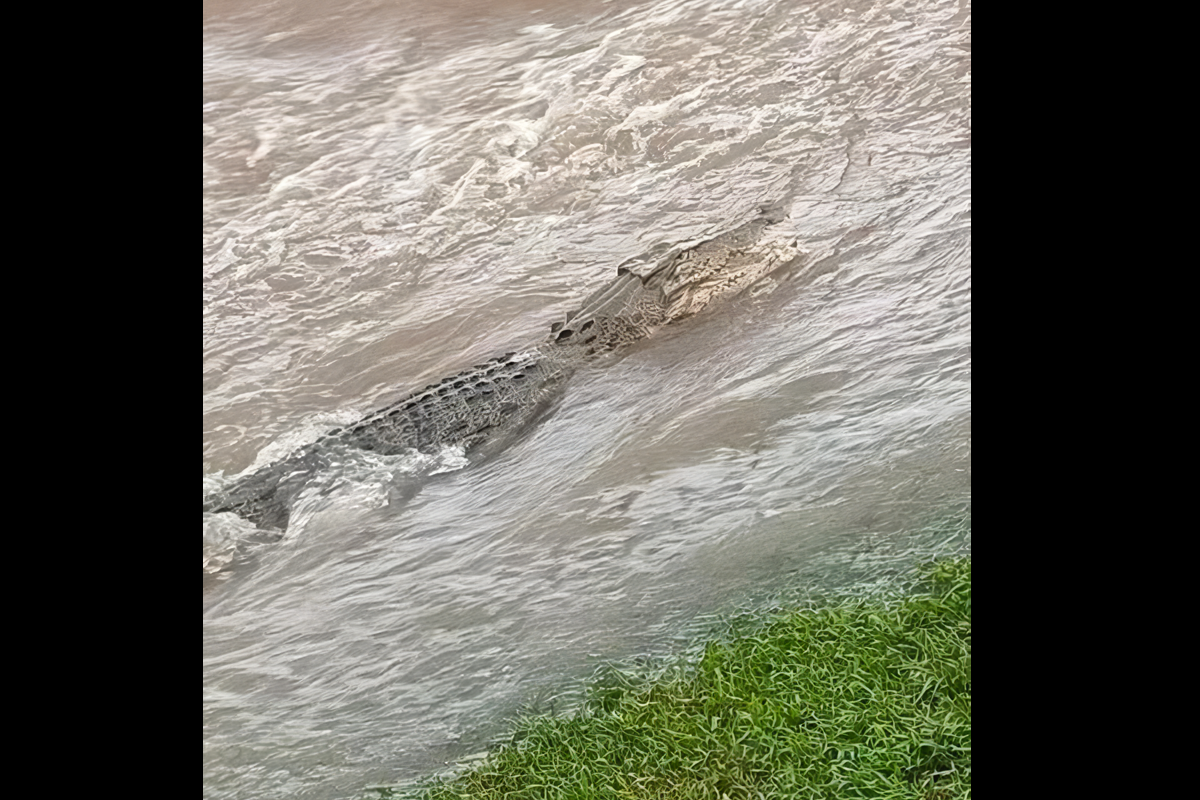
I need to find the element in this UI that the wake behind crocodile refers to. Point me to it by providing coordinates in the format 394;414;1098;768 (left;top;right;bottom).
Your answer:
203;208;801;564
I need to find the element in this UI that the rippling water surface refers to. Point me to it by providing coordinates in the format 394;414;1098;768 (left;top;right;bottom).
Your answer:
203;0;970;796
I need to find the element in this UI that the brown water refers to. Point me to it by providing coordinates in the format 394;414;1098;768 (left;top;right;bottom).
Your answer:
203;0;970;796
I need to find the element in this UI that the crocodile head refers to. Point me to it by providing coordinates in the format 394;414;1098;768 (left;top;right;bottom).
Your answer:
643;215;799;322
549;211;799;354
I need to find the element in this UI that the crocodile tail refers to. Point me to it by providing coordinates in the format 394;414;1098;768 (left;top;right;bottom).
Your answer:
203;445;326;531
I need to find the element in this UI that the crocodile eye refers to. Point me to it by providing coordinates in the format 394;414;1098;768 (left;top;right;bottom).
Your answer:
556;328;573;341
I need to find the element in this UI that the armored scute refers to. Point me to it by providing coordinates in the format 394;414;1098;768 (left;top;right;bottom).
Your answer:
204;211;798;530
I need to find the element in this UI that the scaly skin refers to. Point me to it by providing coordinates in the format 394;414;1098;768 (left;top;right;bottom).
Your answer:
204;210;797;531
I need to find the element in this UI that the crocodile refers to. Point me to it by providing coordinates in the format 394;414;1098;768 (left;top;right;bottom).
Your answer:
203;208;798;531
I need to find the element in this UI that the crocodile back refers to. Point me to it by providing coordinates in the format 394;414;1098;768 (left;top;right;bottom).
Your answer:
203;212;793;531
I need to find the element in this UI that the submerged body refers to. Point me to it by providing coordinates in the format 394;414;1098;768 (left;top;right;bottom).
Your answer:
203;210;798;531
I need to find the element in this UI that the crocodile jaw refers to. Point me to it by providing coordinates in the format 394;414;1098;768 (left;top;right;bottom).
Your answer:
651;224;802;322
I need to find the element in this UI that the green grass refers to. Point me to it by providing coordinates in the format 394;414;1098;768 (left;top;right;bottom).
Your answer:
377;558;971;800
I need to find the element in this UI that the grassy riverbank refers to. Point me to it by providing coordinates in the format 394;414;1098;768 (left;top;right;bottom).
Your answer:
377;557;971;800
